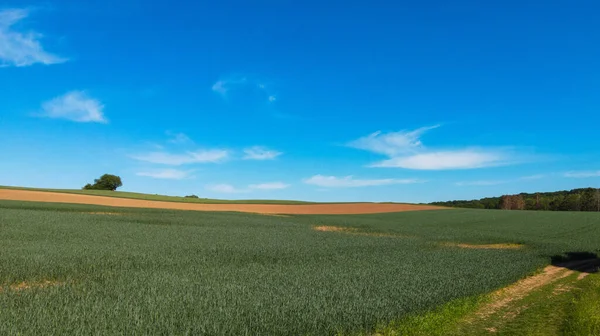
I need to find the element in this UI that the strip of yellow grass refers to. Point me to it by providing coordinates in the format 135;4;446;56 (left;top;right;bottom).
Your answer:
1;280;65;292
312;225;410;238
448;243;524;250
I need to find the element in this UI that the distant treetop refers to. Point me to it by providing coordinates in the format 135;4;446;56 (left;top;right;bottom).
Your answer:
83;174;123;191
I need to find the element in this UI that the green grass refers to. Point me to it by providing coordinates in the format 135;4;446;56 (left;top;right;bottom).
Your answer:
370;272;600;336
0;200;599;335
457;274;577;335
445;272;600;336
372;295;486;336
0;185;315;204
563;274;600;335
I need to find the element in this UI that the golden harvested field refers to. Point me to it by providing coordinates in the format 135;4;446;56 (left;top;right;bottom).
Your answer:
0;189;445;214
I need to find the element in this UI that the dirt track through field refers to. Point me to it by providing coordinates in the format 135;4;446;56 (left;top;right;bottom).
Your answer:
463;258;600;333
0;189;445;215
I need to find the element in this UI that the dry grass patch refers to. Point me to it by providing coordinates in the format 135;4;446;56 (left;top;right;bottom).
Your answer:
312;225;409;238
473;265;573;321
577;272;590;280
442;242;524;250
2;280;66;293
471;259;599;321
313;225;358;233
258;213;291;217
552;283;574;296
456;259;598;335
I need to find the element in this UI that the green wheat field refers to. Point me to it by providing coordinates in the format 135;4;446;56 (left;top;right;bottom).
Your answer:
1;200;599;335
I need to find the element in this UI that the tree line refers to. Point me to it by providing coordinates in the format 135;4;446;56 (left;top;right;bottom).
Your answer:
430;188;600;211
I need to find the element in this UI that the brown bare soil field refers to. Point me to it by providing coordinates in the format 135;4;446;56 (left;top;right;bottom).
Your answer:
0;189;445;215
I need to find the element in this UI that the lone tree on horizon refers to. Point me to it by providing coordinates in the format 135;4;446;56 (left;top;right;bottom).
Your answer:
83;174;123;191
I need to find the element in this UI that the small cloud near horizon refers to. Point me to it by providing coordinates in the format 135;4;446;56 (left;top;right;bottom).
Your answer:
131;149;228;165
519;174;547;180
248;182;289;190
304;175;423;188
207;181;290;193
206;184;249;194
456;173;551;186
455;180;507;186
564;170;600;178
243;146;282;160
136;169;193;180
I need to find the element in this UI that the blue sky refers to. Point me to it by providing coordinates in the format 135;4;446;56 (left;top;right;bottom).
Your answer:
1;0;599;203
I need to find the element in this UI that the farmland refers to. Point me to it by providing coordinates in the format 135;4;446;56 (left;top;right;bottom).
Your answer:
1;200;599;335
0;188;444;214
0;185;314;204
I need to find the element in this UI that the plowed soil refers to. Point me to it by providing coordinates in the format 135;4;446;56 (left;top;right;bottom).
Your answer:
0;189;445;215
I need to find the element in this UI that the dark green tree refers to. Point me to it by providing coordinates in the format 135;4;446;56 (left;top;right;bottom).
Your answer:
525;197;536;210
560;194;581;211
82;174;123;191
580;189;597;211
538;196;551;211
549;195;564;211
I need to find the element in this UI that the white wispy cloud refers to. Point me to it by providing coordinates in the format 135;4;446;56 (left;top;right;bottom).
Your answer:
303;175;423;188
456;174;549;187
40;91;106;123
212;75;277;104
207;181;290;193
348;125;514;170
564;170;600;178
248;182;289;190
206;184;248;194
373;149;509;170
519;174;547;180
136;169;193;180
211;77;248;96
455;180;507;186
348;125;439;156
243;146;282;160
166;131;192;145
131;149;228;165
211;80;228;95
0;8;67;67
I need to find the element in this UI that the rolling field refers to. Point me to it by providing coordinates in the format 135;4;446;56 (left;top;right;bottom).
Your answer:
0;188;444;214
0;185;314;204
1;200;599;335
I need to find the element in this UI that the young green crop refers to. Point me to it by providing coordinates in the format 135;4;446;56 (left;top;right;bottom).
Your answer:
0;200;598;335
